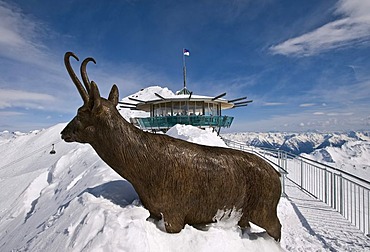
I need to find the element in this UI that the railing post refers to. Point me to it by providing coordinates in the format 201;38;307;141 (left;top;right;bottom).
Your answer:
367;190;370;236
362;187;365;233
332;173;336;209
339;174;343;215
324;169;328;204
300;159;304;190
284;152;287;171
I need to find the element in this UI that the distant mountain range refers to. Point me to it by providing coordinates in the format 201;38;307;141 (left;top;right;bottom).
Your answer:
222;131;370;155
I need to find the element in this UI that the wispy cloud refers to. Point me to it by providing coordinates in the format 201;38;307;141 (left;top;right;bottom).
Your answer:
0;1;51;65
0;111;24;116
230;78;370;132
270;0;370;56
313;112;325;115
0;89;55;110
299;103;315;107
263;102;285;106
232;105;370;132
311;79;370;105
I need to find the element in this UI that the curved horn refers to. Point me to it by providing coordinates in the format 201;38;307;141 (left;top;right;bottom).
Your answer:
80;57;96;94
64;52;89;104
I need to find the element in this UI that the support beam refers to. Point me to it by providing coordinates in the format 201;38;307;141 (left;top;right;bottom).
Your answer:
129;97;146;103
212;92;226;101
234;100;253;106
119;105;139;109
118;101;137;106
228;96;247;103
154;93;166;100
233;104;249;108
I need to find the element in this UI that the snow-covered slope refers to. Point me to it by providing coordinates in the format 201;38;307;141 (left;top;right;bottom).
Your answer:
1;122;354;251
0;124;284;251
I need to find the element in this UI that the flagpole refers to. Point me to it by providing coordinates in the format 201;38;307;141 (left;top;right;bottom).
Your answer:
183;48;187;88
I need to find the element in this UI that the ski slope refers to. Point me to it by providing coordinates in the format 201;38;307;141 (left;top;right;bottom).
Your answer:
0;124;369;251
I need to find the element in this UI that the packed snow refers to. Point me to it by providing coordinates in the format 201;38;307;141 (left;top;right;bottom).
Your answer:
166;125;228;148
1;123;369;251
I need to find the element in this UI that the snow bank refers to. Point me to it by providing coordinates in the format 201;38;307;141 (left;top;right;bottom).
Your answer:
166;124;228;148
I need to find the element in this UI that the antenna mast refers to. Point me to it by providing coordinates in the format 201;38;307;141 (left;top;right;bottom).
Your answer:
183;48;187;88
182;48;190;89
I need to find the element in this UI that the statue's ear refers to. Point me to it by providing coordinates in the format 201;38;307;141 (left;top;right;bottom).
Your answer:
88;81;102;114
108;84;119;107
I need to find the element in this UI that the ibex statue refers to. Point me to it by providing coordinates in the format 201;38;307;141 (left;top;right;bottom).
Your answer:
61;52;282;241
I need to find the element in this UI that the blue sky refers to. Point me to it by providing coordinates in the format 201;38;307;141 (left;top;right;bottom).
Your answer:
0;0;370;132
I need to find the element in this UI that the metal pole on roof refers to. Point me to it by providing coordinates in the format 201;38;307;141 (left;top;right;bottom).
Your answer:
183;48;187;88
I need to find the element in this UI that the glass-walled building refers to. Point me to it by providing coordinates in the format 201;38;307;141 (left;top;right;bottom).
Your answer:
120;87;252;134
152;101;219;117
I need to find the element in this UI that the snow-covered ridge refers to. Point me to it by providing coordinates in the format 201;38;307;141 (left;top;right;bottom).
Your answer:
222;131;370;155
302;140;370;179
222;131;370;180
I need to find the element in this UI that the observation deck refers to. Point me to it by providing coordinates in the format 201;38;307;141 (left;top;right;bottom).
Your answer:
119;86;252;134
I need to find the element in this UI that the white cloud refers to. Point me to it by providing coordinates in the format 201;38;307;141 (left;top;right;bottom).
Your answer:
0;111;24;116
334;0;370;18
0;1;50;65
262;102;285;106
270;0;370;56
0;89;55;109
299;103;315;107
0;2;27;46
230;79;370;132
232;106;368;132
314;80;370;105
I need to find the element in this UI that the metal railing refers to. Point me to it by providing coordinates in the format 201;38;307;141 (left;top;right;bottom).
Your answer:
222;138;288;197
222;138;370;235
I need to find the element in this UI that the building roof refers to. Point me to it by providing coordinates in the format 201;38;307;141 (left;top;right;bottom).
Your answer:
118;86;252;112
133;93;234;112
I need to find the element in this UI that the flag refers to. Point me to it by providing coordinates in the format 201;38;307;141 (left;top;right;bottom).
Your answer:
183;48;190;56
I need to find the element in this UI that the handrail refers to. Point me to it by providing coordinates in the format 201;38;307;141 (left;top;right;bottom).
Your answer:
223;138;369;188
256;145;370;186
222;137;370;235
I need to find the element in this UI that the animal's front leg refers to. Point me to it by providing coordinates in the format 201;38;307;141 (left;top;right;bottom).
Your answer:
162;212;185;233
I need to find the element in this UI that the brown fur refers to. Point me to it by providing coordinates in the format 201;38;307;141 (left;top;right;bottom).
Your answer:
61;52;282;241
